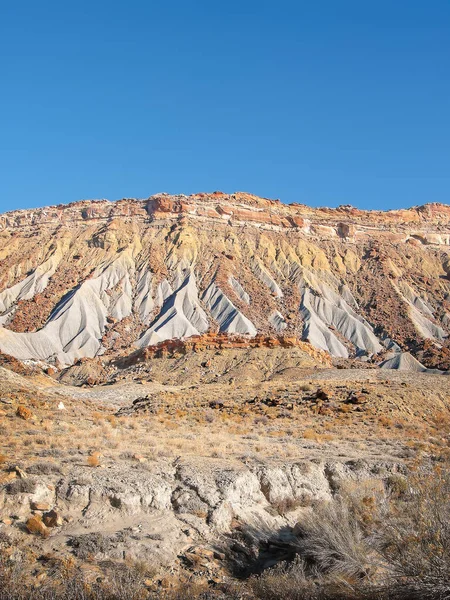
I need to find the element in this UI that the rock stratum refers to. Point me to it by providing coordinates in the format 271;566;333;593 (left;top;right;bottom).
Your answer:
0;192;449;369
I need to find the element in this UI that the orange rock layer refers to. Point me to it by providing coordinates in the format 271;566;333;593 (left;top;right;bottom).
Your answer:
113;333;332;368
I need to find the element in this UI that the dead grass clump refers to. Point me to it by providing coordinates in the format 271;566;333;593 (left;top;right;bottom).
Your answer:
385;474;408;498
16;405;33;420
106;414;118;428
251;558;341;600
87;451;101;467
0;551;155;600
377;467;450;591
378;416;393;428
299;383;314;392
302;428;334;443
204;410;215;423
293;499;373;579
273;495;311;515
38;448;65;458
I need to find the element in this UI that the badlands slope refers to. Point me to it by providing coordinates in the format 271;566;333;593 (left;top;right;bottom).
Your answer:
0;192;449;369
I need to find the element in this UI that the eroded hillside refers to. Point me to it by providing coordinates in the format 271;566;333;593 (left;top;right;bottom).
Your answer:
0;192;449;369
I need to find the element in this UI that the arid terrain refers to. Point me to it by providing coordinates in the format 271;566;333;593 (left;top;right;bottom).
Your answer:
0;193;449;598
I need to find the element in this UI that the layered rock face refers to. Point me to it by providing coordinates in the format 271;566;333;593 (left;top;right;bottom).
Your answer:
0;192;449;368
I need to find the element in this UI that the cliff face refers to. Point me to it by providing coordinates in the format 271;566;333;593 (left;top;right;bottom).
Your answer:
2;192;450;242
0;192;449;368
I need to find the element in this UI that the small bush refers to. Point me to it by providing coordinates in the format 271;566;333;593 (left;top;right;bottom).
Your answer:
251;558;328;600
5;478;37;495
273;495;311;515
378;467;450;592
299;383;313;392
266;465;450;598
16;405;33;420
69;532;112;559
378;416;393;427
87;451;101;467
385;474;408;498
294;499;374;579
303;429;319;441
27;461;63;475
204;410;215;423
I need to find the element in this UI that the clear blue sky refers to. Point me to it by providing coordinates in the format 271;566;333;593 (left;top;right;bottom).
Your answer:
1;1;450;213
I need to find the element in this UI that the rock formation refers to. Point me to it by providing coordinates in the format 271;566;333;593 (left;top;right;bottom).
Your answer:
0;192;449;369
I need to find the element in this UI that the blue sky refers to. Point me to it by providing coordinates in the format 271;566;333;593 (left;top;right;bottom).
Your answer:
1;1;449;213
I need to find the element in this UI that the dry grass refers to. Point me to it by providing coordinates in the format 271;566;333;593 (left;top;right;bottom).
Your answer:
0;465;450;599
2;378;446;471
87;451;101;467
0;362;449;600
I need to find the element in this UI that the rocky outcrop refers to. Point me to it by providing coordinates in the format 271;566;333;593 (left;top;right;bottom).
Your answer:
114;333;332;369
0;456;405;566
1;193;450;241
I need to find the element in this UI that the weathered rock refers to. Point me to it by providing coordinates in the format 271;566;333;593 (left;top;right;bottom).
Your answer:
30;501;51;511
25;515;48;536
42;509;63;528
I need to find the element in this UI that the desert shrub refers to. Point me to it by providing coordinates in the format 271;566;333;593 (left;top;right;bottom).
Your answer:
376;467;450;595
68;532;112;559
106;415;118;428
293;499;375;579
273;495;311;516
38;448;65;458
27;461;64;475
339;479;388;531
5;477;38;494
302;429;316;439
0;555;24;600
87;452;101;467
264;465;450;598
119;451;136;460
249;558;365;600
204;410;215;423
162;581;243;599
384;474;408;498
0;557;153;600
251;558;317;600
299;383;313;392
93;561;152;600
